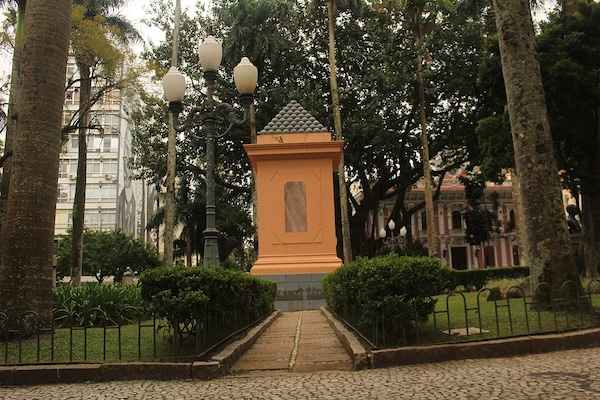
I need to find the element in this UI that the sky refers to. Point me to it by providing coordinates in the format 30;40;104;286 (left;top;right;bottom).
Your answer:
120;0;200;50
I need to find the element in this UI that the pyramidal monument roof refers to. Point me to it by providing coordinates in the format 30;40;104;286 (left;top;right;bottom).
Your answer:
259;99;328;135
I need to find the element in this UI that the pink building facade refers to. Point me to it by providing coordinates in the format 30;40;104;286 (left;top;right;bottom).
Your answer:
376;170;520;269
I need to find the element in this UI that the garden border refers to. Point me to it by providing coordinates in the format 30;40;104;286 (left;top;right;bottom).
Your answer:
2;309;600;386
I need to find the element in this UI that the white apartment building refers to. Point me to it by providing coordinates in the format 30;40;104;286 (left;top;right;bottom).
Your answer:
55;60;154;240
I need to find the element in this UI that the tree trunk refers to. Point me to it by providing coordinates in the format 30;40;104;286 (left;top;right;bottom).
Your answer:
511;169;529;266
493;0;583;305
0;1;26;241
185;226;192;266
0;0;71;326
327;0;353;263
70;61;92;286
417;44;436;258
163;0;181;267
581;194;599;278
413;11;437;258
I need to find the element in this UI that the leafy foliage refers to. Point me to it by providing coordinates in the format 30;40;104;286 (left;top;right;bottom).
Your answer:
460;172;500;249
54;229;161;283
133;0;490;261
537;3;600;198
52;283;144;327
322;255;449;343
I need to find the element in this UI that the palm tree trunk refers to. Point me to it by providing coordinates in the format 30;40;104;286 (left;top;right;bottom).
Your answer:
493;0;582;305
0;0;71;326
327;0;353;263
0;0;26;241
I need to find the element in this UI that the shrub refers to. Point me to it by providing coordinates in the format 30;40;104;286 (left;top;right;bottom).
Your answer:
139;266;276;336
52;283;144;327
323;255;449;343
448;266;530;291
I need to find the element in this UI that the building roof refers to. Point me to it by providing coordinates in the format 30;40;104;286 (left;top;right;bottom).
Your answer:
259;99;328;135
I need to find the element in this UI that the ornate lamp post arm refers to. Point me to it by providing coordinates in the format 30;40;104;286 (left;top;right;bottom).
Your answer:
162;36;257;267
379;220;408;255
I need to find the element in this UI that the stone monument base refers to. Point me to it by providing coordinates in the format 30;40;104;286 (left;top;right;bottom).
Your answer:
254;273;328;312
250;254;341;276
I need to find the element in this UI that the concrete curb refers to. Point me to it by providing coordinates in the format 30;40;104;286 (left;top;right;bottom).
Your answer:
369;327;600;369
320;307;369;370
0;310;282;386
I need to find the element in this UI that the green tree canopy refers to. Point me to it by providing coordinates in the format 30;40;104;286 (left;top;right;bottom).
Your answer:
55;229;161;283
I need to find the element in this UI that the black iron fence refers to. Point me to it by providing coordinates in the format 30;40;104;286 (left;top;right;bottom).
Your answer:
0;305;273;365
334;280;600;349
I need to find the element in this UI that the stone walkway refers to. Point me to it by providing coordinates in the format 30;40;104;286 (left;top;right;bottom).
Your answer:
231;310;353;375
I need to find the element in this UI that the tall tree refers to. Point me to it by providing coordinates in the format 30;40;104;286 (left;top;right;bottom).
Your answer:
536;3;600;278
492;0;582;303
314;0;362;263
0;0;25;242
0;0;71;325
69;0;139;285
337;6;481;256
376;0;455;257
163;0;181;267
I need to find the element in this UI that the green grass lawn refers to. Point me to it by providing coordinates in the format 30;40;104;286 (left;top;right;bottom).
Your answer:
0;320;187;365
403;289;600;347
344;279;600;349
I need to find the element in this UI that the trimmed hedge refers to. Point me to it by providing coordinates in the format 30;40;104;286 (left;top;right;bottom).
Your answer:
448;266;530;291
139;266;276;331
323;255;449;342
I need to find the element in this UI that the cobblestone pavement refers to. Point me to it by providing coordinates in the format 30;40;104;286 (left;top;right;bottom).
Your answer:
1;346;600;399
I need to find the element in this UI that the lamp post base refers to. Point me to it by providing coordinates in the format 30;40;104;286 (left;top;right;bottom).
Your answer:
203;229;220;267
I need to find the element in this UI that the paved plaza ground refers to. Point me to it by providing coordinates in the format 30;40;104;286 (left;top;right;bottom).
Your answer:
0;347;599;399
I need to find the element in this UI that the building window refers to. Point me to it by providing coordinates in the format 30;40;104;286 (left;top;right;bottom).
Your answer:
512;245;520;265
451;210;463;229
57;184;70;203
103;135;118;153
484;246;496;267
87;159;102;177
86;185;101;202
87;136;102;152
102;113;120;131
101;184;117;202
102;159;118;176
62;111;73;126
59;160;69;178
507;209;516;232
65;89;78;105
84;184;117;203
71;136;79;151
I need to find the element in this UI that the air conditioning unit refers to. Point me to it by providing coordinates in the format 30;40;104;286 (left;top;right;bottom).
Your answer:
69;174;76;180
105;174;116;181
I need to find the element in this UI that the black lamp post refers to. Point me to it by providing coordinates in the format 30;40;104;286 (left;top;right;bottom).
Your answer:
162;36;258;266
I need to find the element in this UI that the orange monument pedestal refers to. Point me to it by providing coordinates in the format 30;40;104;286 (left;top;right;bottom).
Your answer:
244;99;343;309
